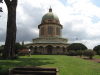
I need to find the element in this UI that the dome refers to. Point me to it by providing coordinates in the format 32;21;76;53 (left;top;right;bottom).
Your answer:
41;8;60;24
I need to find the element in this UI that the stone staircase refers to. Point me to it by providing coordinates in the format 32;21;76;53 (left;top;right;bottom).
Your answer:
9;67;59;75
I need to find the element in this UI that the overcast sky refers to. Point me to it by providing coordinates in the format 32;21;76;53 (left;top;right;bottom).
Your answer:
0;0;100;49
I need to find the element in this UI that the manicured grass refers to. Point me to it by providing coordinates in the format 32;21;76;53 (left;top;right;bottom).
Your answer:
0;55;100;75
94;55;100;59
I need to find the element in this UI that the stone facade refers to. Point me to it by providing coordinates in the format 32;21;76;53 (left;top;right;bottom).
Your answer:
28;8;69;55
29;43;69;55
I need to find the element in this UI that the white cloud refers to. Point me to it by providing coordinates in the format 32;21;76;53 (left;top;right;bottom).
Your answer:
0;0;100;49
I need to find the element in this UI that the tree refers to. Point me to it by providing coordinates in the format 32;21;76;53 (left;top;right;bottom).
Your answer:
15;43;22;54
93;45;100;55
83;50;96;59
0;7;3;12
15;43;27;50
0;0;2;2
2;0;18;59
77;50;83;57
67;43;87;51
0;0;3;12
0;45;4;56
67;50;77;56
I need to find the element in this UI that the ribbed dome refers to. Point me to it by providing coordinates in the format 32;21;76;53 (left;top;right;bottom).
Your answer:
41;8;60;24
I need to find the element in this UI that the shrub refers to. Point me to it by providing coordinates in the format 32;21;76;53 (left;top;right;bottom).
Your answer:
83;50;96;59
15;43;27;54
77;50;83;57
67;43;87;52
67;50;77;56
93;45;100;55
0;45;4;56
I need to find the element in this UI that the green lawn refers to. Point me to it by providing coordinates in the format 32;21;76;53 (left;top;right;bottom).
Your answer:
94;55;100;59
0;55;100;75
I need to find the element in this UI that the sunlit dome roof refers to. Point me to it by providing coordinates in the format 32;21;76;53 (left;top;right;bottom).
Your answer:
41;7;60;24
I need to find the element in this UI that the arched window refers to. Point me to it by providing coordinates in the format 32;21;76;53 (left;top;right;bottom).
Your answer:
46;45;53;54
40;27;44;35
48;26;53;35
48;19;52;23
63;47;66;52
39;46;44;51
56;27;60;35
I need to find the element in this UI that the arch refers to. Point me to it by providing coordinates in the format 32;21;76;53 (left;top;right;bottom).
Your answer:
39;46;44;54
29;46;33;50
46;45;53;54
39;46;43;50
56;46;60;49
56;46;61;54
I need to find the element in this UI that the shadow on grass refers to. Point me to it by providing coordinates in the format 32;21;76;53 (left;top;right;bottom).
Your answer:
0;56;56;75
0;57;55;69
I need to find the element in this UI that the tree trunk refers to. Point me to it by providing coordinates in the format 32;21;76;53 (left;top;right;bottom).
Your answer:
89;56;93;59
2;0;17;59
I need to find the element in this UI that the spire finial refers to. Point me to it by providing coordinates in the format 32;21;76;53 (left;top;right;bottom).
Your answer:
49;6;52;12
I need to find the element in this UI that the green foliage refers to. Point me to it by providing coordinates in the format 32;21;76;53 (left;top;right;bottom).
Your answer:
0;45;4;56
77;50;83;57
15;43;22;50
83;50;96;59
15;43;27;50
15;43;27;54
94;55;100;58
67;43;87;56
67;43;87;51
93;45;100;55
0;55;100;75
0;66;9;75
67;50;83;56
67;50;77;56
0;45;4;50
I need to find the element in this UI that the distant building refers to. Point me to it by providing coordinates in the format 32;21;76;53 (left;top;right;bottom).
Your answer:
28;7;69;54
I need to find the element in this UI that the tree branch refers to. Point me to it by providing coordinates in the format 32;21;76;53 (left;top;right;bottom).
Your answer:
4;0;10;5
4;0;18;7
12;0;17;6
0;0;2;2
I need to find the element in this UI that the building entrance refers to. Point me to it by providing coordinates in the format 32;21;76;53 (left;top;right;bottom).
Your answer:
46;45;53;54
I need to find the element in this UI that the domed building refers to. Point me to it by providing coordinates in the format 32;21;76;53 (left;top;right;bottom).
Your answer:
30;8;69;54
